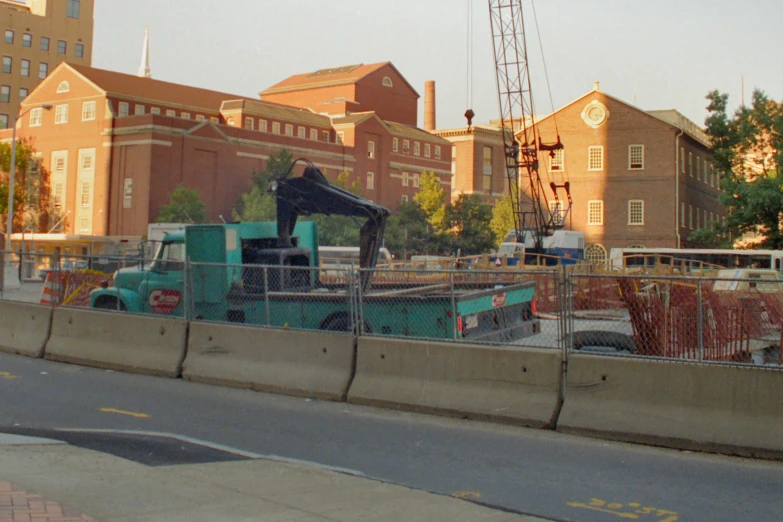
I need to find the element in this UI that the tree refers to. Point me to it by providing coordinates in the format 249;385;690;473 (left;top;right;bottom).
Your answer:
414;171;446;230
703;88;783;248
490;195;516;247
444;194;495;255
156;184;207;224
384;201;448;258
233;149;294;223
0;140;51;233
310;170;363;246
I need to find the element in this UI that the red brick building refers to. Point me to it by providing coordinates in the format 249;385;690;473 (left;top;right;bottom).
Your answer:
5;61;451;236
439;84;722;261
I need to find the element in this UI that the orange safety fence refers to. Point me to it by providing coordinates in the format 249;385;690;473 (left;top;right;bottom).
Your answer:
39;269;113;308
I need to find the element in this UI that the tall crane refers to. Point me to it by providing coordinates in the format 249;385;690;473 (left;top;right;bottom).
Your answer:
487;0;572;254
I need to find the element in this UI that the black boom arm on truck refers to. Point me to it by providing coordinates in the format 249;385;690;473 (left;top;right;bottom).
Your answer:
269;159;391;291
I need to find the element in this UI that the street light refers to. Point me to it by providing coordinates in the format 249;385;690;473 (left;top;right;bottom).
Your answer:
3;103;52;289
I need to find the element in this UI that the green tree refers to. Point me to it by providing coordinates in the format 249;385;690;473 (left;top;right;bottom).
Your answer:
444;194;495;255
384;201;448;258
156;184;207;223
310;170;363;246
233;149;294;222
703;89;783;248
490;195;516;247
0;140;50;232
414;171;446;230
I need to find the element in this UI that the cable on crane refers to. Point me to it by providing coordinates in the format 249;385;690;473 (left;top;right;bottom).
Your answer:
465;0;474;129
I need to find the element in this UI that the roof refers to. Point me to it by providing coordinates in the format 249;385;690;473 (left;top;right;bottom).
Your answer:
66;63;254;112
220;99;331;126
385;121;450;143
261;62;419;97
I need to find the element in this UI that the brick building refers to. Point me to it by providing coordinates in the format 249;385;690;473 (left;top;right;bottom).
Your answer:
5;61;451;237
0;0;92;126
439;83;722;262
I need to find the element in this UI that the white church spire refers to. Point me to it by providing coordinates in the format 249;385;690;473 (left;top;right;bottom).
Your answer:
138;27;151;78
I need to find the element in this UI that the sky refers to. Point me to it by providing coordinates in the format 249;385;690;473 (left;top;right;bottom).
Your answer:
93;0;783;131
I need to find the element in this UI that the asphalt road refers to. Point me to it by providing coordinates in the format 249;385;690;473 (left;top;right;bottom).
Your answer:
1;352;781;522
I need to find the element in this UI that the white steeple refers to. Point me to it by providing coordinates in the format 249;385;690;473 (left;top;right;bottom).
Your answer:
138;27;151;78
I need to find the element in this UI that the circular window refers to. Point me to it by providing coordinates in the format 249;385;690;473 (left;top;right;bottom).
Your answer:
581;100;609;128
584;244;607;265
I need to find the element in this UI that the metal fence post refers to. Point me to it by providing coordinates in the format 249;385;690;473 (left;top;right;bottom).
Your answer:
53;247;61;308
356;269;365;336
263;266;270;327
697;280;704;362
182;258;189;321
450;271;458;340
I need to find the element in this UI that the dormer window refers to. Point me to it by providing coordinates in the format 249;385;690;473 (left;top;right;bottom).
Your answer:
382;76;393;88
56;81;70;94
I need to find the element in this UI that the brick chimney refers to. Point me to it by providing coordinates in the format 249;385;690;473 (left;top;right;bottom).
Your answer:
424;80;436;131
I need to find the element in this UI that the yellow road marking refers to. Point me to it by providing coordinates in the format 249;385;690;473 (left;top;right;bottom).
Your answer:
0;372;17;380
452;491;482;500
99;408;149;419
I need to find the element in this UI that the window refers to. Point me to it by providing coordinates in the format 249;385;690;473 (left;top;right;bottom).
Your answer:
368;140;375;158
435;145;441;160
680;147;685;173
40;36;49;51
424;143;431;158
401;195;408;203
414;142;421;156
75;43;84;58
4;30;13;45
393;137;398;153
55;104;68;124
150;107;160;115
680;202;685;228
181;112;190;119
587;200;603;225
56;81;70;93
22;33;31;48
81;101;95;121
413;174;420;188
67;0;80;19
382;76;393;87
272;122;280;134
549;201;565;225
284;124;293;136
550;149;564;171
322;130;330;142
696;207;700;229
366;172;374;190
689;205;693;229
259;119;267;132
403;139;410;153
195;114;205;121
696;156;701;181
310;128;318;140
18;87;27;100
118;102;129;117
57;40;66;55
704;209;707;229
209;116;218;123
38;62;48;79
584;244;607;264
297;126;305;138
688;152;693;176
0;114;6;129
134;104;145;115
244;117;254;130
628;144;644;170
80;181;91;207
402;172;409;187
2;56;10;74
588;146;604;170
29;107;42;126
20;59;29;77
483;146;493;176
628;200;644;225
53;182;64;209
710;211;714;225
336;131;344;144
227;117;235;126
0;85;9;103
54;156;65;174
482;173;491;191
165;109;175;117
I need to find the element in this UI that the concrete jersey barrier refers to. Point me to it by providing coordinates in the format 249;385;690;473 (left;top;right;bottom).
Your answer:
559;354;783;458
0;301;52;358
45;308;187;377
182;322;355;401
347;337;563;428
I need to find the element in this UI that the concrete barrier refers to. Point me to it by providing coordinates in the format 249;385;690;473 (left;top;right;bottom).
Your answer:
347;337;563;428
45;308;187;377
559;354;783;458
182;323;355;401
0;301;52;358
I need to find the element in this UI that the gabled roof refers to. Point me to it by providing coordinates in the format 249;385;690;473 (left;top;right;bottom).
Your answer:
385;120;450;143
261;62;419;97
220;99;331;126
66;63;253;112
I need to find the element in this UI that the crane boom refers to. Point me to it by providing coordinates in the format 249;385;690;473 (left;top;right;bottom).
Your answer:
488;0;561;252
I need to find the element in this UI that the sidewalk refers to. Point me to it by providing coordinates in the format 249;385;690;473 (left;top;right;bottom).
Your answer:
0;434;547;522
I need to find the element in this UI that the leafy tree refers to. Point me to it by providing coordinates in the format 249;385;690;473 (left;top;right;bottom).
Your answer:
0;140;51;232
384;201;448;258
414;171;446;230
490;195;516;247
702;89;783;248
156;184;207;223
233;149;294;223
310;170;363;246
444;194;495;255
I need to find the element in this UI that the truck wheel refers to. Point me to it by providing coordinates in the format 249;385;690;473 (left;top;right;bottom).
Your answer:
568;330;635;354
94;297;127;312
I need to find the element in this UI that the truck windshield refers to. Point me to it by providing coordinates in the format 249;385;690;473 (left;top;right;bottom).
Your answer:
152;242;185;272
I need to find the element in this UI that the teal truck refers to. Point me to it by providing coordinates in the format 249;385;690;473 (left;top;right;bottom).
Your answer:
90;160;540;342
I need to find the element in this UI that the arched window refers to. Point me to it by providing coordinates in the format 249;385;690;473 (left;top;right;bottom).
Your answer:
382;76;393;88
626;244;646;249
56;81;70;93
584;244;607;265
